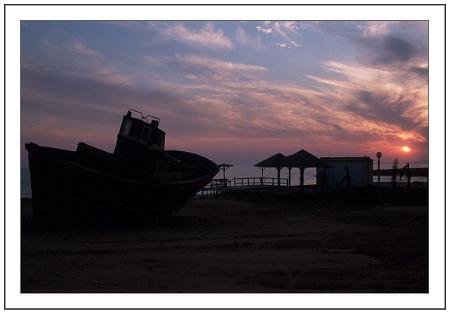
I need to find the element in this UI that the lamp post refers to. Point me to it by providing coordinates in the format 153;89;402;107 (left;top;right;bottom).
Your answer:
376;152;382;184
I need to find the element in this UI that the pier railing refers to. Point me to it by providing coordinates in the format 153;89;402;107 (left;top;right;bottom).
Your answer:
232;177;288;187
199;179;231;198
373;167;428;177
198;177;288;198
210;178;232;188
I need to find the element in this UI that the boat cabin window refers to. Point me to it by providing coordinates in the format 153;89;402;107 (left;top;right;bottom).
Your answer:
119;116;165;149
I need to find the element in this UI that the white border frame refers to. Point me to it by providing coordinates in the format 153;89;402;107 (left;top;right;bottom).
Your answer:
4;3;445;309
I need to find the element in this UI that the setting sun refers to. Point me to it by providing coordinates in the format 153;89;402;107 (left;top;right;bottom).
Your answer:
402;146;411;153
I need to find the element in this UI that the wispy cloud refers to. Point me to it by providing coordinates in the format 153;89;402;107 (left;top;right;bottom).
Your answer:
143;54;268;82
310;60;427;142
177;54;267;73
21;21;428;163
22;55;427;161
163;23;234;50
270;21;300;40
256;25;272;34
256;21;302;48
358;21;395;37
72;40;104;58
235;26;262;48
276;42;289;48
24;33;134;88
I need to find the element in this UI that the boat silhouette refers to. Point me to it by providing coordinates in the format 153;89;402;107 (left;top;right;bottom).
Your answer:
25;110;219;224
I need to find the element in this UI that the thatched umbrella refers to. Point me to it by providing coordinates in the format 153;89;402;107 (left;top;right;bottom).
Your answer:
284;149;330;191
254;153;286;187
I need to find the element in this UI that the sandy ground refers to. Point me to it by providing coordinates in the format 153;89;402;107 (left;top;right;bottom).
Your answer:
21;195;428;293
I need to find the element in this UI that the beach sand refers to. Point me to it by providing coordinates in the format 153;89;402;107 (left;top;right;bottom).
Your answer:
21;195;428;293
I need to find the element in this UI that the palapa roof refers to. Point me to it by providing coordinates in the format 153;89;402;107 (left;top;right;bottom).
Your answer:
254;153;286;169
284;149;330;169
218;163;233;169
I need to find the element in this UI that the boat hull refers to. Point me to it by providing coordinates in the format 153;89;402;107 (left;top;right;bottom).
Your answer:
26;143;218;224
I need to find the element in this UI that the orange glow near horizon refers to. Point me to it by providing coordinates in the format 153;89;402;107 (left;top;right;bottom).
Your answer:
402;146;412;153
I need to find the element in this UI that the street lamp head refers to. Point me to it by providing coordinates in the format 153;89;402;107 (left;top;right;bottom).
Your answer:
376;152;382;159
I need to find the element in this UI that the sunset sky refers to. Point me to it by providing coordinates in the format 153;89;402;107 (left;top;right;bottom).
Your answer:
21;21;428;166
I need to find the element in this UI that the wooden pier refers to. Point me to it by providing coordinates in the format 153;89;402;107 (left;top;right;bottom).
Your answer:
198;177;289;198
373;167;428;177
198;167;429;199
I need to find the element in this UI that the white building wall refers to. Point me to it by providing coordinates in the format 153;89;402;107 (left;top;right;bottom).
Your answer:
317;158;373;191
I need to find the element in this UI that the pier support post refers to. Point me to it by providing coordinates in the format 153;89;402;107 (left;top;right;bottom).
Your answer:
288;167;292;187
277;167;281;188
300;168;305;193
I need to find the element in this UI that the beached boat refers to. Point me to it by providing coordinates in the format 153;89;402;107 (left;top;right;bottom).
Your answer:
25;110;219;224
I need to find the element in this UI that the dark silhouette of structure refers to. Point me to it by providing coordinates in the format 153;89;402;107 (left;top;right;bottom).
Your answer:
405;163;411;189
218;163;233;186
391;158;399;191
398;162;411;189
373;167;427;178
284;149;330;192
376;151;382;184
255;153;286;188
25;110;219;224
317;156;373;192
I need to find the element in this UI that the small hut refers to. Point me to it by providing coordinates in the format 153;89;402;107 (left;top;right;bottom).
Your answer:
317;157;373;191
284;149;330;191
254;153;286;187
